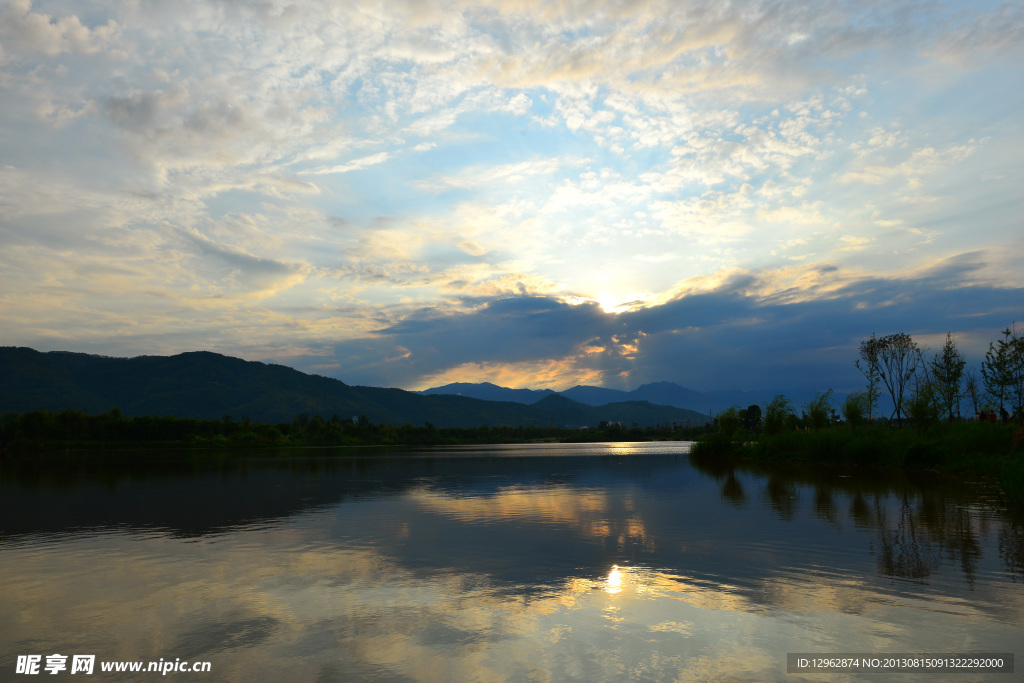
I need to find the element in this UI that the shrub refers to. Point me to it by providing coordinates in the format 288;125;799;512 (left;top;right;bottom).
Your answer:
802;390;834;431
840;391;868;429
903;381;940;434
764;395;793;434
715;405;743;437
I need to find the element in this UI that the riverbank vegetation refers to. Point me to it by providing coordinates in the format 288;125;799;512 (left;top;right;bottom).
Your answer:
693;325;1024;505
0;408;709;451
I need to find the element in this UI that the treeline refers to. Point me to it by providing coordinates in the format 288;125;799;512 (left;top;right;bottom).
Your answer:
708;323;1023;436
0;408;711;450
851;326;1024;426
694;324;1024;505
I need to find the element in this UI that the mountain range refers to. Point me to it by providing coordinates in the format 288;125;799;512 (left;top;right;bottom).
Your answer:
0;347;710;429
419;380;795;415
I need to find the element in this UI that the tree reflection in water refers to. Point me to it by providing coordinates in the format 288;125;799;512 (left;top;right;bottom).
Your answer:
1000;519;1024;580
687;453;1024;584
876;497;941;582
721;471;746;507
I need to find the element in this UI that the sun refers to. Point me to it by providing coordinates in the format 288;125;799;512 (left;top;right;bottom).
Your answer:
596;292;621;314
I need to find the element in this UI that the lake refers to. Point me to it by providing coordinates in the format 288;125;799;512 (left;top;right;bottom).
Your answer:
1;442;1021;681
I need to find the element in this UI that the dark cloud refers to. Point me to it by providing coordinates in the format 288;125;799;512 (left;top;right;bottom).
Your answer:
330;263;1024;395
104;87;186;134
181;229;306;291
333;296;620;386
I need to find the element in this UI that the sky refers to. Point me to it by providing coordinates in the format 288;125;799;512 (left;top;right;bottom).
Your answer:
1;0;1022;397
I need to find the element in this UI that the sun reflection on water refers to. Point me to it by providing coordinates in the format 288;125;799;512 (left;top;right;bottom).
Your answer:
606;565;622;594
563;563;659;597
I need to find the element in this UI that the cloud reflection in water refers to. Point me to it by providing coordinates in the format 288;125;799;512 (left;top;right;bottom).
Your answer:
2;445;1023;681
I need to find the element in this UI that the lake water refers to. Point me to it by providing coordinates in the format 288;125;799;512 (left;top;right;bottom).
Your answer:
1;442;1022;681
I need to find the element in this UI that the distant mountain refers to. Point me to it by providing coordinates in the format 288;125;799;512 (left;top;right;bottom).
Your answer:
421;380;714;412
559;385;629;406
631;382;710;410
0;347;709;429
420;382;556;404
419;380;841;416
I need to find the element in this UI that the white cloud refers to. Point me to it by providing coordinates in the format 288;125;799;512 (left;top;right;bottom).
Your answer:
0;0;123;57
1;0;1022;389
299;152;392;176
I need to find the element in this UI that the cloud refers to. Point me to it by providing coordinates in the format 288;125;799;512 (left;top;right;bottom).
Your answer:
1;0;1022;400
924;3;1024;67
0;0;123;57
179;228;312;298
839;141;980;188
299;152;393;176
330;256;1024;394
104;86;191;134
417;157;563;192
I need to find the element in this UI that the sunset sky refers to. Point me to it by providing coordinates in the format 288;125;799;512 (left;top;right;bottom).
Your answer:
1;0;1022;396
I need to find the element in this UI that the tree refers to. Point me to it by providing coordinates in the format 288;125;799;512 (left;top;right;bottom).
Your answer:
763;395;793;434
741;404;762;431
856;331;921;423
930;332;966;422
855;334;883;420
903;379;939;434
982;328;1017;413
964;366;982;417
1007;324;1024;420
714;406;743;437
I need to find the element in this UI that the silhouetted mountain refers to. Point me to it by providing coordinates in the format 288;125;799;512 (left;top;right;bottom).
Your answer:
419;379;841;417
419;382;555;404
0;347;708;428
560;385;628;406
631;382;709;410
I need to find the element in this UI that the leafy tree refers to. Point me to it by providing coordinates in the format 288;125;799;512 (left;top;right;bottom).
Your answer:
982;327;1017;413
1007;324;1024;420
741;404;762;431
930;332;966;422
872;332;920;427
715;406;743;437
306;415;325;435
763;395;793;434
856;334;883;420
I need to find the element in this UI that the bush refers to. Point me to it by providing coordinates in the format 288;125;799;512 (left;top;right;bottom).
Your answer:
840;391;868;429
691;431;742;457
802;390;834;431
715;405;743;437
764;395;793;435
903;381;941;434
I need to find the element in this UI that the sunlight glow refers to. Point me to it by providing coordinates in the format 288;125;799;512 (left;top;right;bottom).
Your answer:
606;565;623;594
597;293;620;314
1;0;1020;391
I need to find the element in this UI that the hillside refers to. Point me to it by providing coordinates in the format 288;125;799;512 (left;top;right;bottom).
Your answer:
0;348;707;429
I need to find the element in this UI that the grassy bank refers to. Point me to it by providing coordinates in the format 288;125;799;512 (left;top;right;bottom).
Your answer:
691;421;1024;505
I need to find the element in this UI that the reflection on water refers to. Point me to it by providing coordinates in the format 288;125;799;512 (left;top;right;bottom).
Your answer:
1;443;1023;681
